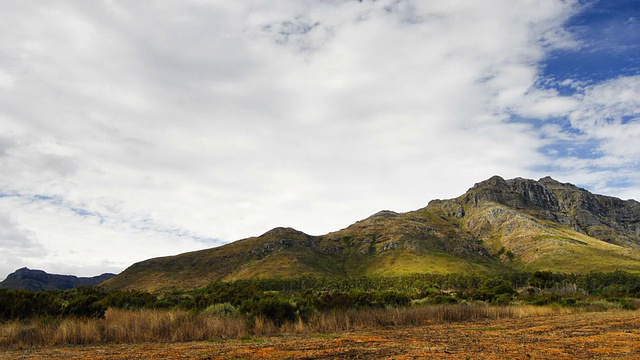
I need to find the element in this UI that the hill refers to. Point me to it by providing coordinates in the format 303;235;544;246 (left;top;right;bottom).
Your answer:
0;268;116;291
102;176;640;291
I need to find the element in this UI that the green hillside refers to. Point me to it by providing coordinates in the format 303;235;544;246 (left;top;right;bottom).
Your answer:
101;176;640;292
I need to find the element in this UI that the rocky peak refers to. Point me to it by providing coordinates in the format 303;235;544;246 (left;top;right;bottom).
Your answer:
9;267;44;277
461;175;559;211
458;176;640;245
538;176;563;186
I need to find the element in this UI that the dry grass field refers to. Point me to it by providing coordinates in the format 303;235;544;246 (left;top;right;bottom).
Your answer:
1;309;638;359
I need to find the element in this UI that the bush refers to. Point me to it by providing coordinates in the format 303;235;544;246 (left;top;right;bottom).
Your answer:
201;303;238;317
493;294;513;305
373;291;411;307
425;293;458;305
607;298;638;310
0;289;63;320
62;295;106;318
524;292;562;306
104;290;157;309
306;291;374;311
240;297;298;326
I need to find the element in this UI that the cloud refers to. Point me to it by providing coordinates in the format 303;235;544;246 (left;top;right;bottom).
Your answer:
0;212;47;279
566;76;640;190
0;0;637;279
0;212;44;255
0;192;222;279
516;74;640;197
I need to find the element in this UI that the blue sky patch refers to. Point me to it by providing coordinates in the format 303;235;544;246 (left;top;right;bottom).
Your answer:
540;0;640;86
540;138;603;160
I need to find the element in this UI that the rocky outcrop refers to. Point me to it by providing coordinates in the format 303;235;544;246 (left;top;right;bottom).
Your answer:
461;176;559;211
540;177;640;235
457;176;640;248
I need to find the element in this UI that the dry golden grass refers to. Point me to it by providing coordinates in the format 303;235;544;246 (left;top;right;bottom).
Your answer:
0;304;572;349
0;309;248;348
298;303;567;334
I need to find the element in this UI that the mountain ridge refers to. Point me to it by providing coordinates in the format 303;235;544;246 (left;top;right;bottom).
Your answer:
102;176;640;292
0;267;116;291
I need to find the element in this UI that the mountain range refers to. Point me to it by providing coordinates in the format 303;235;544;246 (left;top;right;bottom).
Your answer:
96;176;639;291
0;267;116;291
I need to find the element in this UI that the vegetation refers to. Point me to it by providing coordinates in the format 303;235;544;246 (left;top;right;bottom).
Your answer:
1;304;568;348
3;271;640;322
1;270;640;348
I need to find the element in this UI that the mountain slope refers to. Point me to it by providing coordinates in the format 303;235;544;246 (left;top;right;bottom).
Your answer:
0;268;116;291
102;176;640;292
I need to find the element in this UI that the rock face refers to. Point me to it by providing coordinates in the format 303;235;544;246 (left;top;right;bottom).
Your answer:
539;177;640;237
103;176;640;292
456;176;640;248
0;268;116;291
462;176;556;210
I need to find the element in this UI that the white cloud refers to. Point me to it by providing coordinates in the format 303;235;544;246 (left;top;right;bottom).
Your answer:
0;70;15;89
0;212;43;254
0;212;47;279
541;76;640;184
0;0;637;279
516;90;579;119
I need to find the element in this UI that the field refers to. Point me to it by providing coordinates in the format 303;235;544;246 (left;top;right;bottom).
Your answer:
2;310;638;359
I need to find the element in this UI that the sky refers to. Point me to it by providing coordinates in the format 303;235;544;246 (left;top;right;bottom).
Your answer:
0;0;639;280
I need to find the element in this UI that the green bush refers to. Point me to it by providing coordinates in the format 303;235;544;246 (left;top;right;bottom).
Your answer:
239;296;298;326
62;295;106;318
105;290;157;309
524;292;562;306
0;289;63;320
201;302;238;317
306;291;374;311
373;291;411;307
426;293;458;304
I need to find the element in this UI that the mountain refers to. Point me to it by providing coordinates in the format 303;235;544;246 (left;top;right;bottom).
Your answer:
0;268;116;291
102;176;640;292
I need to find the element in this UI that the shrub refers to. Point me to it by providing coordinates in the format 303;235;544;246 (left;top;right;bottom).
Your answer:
373;291;411;307
426;293;458;305
240;297;298;326
524;292;562;306
62;295;106;319
201;303;238;317
306;291;374;311
105;290;157;309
